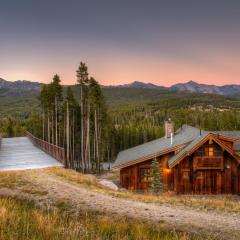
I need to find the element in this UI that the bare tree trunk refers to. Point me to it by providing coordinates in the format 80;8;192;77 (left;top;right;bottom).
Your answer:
52;112;54;144
55;97;58;146
42;112;45;141
93;128;96;171
63;110;66;158
48;115;50;143
69;111;72;167
95;109;99;172
80;85;85;172
72;112;75;169
85;103;90;172
66;102;70;168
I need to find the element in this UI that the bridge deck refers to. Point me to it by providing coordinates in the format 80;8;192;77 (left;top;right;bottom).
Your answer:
0;137;62;171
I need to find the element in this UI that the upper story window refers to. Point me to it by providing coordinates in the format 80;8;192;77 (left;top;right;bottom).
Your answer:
205;147;214;157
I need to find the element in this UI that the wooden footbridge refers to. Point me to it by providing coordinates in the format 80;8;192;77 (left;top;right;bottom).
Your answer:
0;133;64;171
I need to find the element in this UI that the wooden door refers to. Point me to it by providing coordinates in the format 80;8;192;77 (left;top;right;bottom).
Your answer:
194;170;221;194
210;171;217;194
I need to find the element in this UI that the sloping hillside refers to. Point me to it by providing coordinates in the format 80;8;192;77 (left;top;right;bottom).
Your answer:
0;168;240;239
0;78;240;118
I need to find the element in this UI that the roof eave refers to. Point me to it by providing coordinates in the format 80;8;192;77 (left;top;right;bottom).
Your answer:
112;143;188;170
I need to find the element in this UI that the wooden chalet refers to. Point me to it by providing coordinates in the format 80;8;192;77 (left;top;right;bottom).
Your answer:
113;120;240;194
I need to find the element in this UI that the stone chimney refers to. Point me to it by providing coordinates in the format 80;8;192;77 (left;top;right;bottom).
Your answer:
165;118;174;138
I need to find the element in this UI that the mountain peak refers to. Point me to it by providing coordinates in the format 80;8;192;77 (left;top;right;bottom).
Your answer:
186;80;198;85
0;78;42;91
170;81;240;95
118;81;165;89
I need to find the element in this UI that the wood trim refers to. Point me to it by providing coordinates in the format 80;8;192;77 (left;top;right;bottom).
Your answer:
216;134;239;142
169;134;240;168
169;135;211;168
193;156;224;170
213;137;240;164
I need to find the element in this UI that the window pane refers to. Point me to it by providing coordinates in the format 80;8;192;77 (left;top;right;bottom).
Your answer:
209;147;214;157
140;168;150;182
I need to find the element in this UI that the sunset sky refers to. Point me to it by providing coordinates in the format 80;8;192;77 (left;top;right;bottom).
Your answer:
1;0;240;86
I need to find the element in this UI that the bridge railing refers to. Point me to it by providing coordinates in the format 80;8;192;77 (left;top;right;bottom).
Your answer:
26;131;65;165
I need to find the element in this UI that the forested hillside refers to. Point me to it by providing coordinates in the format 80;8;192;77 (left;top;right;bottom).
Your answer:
0;71;240;165
1;92;240;162
1;85;240;118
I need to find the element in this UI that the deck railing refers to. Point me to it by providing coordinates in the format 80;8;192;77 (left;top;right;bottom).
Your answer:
193;156;223;170
26;131;65;165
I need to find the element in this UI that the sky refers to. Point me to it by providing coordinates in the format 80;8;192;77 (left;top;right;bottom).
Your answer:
0;0;240;86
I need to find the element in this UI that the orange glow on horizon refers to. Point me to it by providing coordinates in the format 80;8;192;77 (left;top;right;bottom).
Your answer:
1;47;240;86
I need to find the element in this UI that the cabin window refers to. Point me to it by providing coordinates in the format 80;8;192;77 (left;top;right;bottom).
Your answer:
205;147;214;157
209;147;214;157
140;168;151;183
182;171;189;180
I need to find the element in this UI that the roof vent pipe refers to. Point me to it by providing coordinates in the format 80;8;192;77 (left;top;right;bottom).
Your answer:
170;133;173;145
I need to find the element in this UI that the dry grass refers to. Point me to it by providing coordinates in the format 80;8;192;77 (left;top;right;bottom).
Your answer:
1;168;240;214
21;186;48;196
48;167;240;213
0;168;235;239
0;171;27;189
0;197;209;240
0;170;49;198
46;167;107;190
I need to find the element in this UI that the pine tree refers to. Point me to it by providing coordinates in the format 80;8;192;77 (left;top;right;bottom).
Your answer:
146;158;164;194
50;74;63;146
64;87;78;168
76;62;89;172
89;77;108;172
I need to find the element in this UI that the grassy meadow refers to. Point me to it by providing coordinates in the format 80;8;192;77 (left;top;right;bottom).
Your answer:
0;197;210;240
0;168;228;240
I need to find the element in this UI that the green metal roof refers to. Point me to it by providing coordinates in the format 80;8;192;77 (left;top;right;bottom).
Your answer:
113;125;201;169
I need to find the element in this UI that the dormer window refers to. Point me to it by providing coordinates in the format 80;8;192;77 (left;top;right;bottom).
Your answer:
205;147;214;157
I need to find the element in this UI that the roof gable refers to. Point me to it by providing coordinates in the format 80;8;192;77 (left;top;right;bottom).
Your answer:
168;133;240;168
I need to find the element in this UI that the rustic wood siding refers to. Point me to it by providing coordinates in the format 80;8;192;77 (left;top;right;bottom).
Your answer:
120;152;175;190
174;147;240;194
120;139;240;194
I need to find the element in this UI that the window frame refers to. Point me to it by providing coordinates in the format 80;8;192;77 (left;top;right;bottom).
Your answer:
205;146;214;157
139;167;151;183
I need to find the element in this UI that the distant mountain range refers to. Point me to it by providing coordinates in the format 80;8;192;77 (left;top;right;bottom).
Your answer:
114;81;165;90
0;78;42;97
170;80;240;96
0;78;240;96
115;80;240;96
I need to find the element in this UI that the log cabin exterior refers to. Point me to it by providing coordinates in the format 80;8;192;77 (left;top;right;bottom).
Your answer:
113;121;240;194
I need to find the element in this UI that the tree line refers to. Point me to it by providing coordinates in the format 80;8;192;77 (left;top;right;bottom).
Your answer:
110;104;240;153
37;62;109;172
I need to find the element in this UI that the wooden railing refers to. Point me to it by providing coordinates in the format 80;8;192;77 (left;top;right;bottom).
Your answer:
26;131;65;165
193;156;223;170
